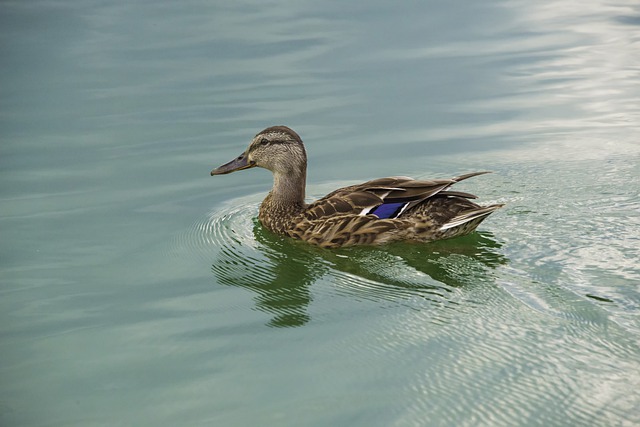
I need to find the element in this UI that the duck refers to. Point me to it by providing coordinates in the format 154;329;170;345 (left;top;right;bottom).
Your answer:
211;126;503;248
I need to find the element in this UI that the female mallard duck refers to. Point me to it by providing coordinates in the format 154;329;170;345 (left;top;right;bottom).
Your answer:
211;126;503;248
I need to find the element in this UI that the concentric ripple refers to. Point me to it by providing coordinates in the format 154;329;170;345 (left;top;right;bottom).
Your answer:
173;196;262;263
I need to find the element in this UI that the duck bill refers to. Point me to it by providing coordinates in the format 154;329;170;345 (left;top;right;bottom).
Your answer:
210;153;255;175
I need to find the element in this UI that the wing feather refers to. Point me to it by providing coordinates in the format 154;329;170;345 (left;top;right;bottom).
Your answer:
302;172;494;223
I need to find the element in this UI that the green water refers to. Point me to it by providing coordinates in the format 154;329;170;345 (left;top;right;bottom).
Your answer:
2;1;639;426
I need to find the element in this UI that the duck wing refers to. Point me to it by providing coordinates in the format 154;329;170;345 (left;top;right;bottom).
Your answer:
303;172;489;221
289;172;498;248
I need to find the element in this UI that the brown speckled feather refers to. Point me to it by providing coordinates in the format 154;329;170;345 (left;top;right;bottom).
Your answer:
280;174;503;248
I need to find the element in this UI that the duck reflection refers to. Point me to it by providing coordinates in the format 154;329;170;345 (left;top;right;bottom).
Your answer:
211;220;507;328
211;220;325;328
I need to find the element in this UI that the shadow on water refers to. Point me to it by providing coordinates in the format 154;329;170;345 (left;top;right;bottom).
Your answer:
211;216;508;328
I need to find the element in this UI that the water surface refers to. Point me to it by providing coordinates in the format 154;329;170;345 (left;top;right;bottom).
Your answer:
1;0;639;426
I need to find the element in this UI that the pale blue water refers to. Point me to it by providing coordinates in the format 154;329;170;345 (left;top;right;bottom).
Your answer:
2;1;640;426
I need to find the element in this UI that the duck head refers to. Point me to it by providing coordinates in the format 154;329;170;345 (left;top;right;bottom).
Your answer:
211;126;307;176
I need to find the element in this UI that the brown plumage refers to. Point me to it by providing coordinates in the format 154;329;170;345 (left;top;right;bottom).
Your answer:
211;126;504;248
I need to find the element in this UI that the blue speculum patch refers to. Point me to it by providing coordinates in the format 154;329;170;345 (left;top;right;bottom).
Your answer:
370;201;407;219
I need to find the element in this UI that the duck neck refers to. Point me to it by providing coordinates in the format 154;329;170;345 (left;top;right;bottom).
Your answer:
270;168;306;209
259;167;307;233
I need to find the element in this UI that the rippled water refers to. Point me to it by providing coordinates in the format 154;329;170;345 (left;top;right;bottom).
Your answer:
2;0;640;426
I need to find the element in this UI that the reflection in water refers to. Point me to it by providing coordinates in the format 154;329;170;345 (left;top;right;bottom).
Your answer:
330;231;507;290
211;214;507;327
212;220;325;327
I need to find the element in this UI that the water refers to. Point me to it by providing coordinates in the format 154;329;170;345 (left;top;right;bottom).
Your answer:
2;0;639;426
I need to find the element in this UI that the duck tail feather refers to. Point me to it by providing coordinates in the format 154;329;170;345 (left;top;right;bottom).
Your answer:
439;204;504;231
452;171;492;182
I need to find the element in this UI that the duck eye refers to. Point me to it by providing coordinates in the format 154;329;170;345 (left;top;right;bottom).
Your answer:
259;138;269;146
